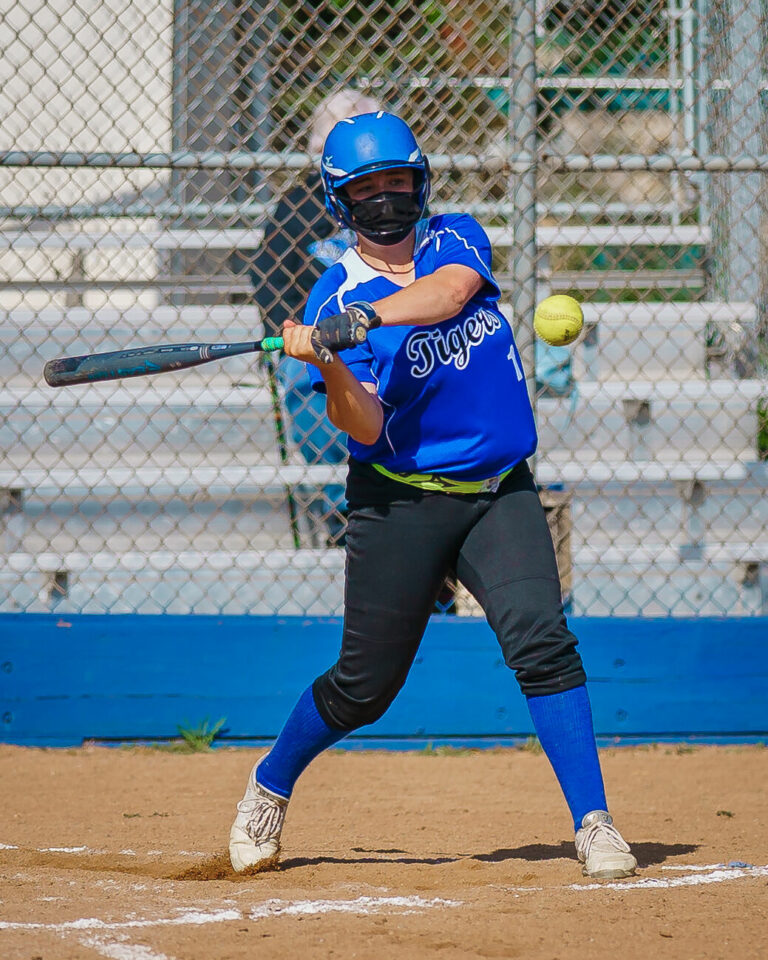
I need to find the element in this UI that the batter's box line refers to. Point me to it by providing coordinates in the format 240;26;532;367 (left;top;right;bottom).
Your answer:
660;861;754;870
496;863;768;893
0;841;210;857
74;899;465;960
81;932;174;960
0;895;464;935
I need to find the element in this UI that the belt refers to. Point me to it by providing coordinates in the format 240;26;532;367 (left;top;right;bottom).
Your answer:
371;462;512;494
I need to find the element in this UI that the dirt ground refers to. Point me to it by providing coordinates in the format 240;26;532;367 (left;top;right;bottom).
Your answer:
1;743;767;960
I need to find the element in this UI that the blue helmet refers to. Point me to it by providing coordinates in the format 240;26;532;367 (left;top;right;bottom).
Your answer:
321;112;431;245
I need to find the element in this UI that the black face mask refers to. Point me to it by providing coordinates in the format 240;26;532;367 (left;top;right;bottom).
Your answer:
345;189;424;245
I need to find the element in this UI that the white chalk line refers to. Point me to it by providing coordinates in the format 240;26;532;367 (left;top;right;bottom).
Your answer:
249;895;463;919
574;864;768;891
80;934;174;960
42;846;90;853
0;841;208;858
0;896;462;934
660;862;749;871
504;863;768;893
0;909;241;932
56;897;461;960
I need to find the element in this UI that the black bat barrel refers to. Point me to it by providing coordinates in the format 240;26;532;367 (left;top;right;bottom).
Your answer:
44;342;261;387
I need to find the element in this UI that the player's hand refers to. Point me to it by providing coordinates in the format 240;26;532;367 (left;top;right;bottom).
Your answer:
281;321;324;366
310;302;382;364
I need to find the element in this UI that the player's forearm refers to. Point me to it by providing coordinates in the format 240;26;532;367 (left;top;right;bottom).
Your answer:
320;360;383;446
373;267;484;327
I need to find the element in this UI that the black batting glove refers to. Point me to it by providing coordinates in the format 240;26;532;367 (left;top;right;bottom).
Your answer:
310;302;382;364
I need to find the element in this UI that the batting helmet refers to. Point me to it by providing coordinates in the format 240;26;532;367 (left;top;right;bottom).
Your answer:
321;112;431;245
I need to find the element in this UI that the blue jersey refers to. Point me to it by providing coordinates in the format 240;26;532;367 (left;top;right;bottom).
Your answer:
303;213;537;481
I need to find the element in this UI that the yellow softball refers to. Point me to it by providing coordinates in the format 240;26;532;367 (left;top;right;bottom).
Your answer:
533;295;584;346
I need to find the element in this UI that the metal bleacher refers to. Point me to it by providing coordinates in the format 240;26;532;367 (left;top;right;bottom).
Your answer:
0;213;766;616
1;0;766;626
535;298;767;617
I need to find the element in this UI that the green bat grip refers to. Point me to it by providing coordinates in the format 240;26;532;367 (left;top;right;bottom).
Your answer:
259;336;284;352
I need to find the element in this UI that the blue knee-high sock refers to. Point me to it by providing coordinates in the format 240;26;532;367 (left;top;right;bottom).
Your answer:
256;685;346;799
526;684;607;832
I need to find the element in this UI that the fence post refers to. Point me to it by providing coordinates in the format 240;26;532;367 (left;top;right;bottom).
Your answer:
170;0;273;305
704;0;768;346
509;0;538;415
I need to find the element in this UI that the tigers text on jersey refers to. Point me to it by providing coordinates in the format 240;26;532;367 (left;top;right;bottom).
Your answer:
303;213;538;482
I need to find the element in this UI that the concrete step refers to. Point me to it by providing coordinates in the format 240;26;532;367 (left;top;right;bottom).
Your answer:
3;302;755;388
4;376;760;463
537;379;764;459
572;541;768;565
2;547;764;617
0;458;758;503
570;301;757;382
0;493;311;557
6;480;764;558
1;223;710;253
570;561;766;617
0;305;265;387
535;457;751;484
0;383;282;459
0;549;346;616
0;462;345;499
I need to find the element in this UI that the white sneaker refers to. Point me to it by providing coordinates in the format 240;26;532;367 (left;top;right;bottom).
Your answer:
575;810;637;879
229;764;288;873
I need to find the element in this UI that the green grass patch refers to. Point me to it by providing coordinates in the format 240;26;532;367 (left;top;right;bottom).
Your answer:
176;717;227;752
421;742;478;756
757;398;768;461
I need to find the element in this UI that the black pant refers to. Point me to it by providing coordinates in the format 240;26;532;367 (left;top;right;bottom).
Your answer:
313;458;586;731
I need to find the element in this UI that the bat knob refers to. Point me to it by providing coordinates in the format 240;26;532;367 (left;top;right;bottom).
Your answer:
43;357;77;387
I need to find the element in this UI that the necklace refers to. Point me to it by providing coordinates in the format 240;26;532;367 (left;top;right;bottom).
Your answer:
357;247;414;275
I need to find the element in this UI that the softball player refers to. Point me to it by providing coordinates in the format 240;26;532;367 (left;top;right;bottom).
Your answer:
230;111;637;880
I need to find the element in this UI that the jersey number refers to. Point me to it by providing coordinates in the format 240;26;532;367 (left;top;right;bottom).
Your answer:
507;345;524;382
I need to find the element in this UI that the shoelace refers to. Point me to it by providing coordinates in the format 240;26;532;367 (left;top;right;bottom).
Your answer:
237;791;285;842
580;820;630;859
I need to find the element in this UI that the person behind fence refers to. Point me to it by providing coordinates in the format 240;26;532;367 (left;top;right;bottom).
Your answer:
230;111;638;880
248;88;381;545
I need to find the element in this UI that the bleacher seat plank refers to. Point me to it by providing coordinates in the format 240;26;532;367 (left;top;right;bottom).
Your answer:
3;378;759;416
1;548;344;574
0;459;752;500
489;224;711;247
0;223;711;252
571;379;765;401
0;229;266;251
535;459;750;484
573;542;768;565
0;383;273;409
4;540;766;578
3;301;748;332
580;301;756;325
0;304;262;329
0;464;347;498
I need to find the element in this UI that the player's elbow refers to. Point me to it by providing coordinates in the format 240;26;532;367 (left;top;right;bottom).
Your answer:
328;400;383;447
439;269;484;315
353;428;382;447
444;283;469;315
348;411;384;447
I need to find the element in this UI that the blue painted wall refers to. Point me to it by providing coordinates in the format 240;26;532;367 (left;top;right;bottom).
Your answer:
1;613;767;746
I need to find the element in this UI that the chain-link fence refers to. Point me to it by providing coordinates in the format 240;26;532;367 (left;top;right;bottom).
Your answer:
1;0;766;617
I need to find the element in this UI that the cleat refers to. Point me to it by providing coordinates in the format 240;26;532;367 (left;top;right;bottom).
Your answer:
575;810;638;880
229;764;288;873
